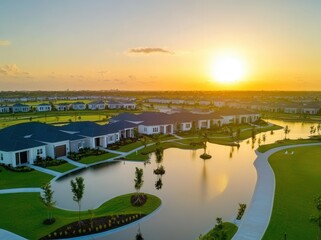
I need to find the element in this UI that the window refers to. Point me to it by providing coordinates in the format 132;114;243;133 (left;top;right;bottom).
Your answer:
78;142;84;149
115;134;119;140
153;127;158;133
144;127;147;132
186;123;191;128
37;149;43;155
109;135;114;142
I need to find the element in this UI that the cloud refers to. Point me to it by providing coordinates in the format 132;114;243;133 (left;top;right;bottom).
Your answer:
0;40;11;46
0;64;29;77
128;47;173;55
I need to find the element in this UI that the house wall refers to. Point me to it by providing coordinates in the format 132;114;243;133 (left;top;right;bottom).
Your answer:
0;151;14;166
181;122;192;131
106;133;120;146
70;139;87;152
44;140;70;158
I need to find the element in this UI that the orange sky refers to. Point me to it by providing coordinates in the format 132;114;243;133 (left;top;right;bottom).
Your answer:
1;1;321;91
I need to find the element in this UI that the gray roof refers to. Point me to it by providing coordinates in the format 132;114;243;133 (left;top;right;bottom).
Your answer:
0;122;83;151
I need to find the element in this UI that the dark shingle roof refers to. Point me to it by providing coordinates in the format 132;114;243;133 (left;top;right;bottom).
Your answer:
0;122;83;151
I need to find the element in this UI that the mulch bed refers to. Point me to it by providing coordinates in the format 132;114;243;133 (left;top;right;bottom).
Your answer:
40;213;145;239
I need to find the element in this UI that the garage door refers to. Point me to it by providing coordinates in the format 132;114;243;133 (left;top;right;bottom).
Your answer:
54;145;67;158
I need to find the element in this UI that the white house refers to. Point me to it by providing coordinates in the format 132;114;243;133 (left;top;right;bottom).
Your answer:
88;101;105;110
36;103;52;112
55;103;71;111
107;101;136;110
72;102;86;110
12;103;30;113
0;106;10;113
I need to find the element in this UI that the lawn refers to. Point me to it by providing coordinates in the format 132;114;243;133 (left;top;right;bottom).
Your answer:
117;141;145;152
46;163;78;173
0;193;161;239
263;146;321;240
258;138;321;153
78;153;119;164
0;166;53;189
199;222;238;240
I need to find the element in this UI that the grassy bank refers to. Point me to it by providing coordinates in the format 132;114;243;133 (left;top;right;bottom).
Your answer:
78;152;119;164
0;193;161;239
258;138;321;153
263;146;321;240
199;222;238;240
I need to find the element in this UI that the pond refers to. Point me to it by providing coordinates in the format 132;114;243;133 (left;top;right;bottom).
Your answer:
51;119;315;239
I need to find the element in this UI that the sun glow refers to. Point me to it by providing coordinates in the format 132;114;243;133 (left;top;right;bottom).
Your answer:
210;54;247;84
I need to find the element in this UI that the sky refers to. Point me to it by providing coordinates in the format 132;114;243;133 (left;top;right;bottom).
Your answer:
1;0;321;91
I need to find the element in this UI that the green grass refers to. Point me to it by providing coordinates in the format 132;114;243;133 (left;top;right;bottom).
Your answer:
0;193;161;239
78;153;119;164
0;166;53;189
199;222;238;240
117;141;145;152
46;163;78;173
263;146;321;240
263;112;321;122
258;138;321;153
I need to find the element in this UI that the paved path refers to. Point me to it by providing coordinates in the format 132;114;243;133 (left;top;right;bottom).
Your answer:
0;188;41;195
0;229;26;240
59;156;87;168
232;142;321;240
171;133;184;139
102;148;124;155
26;164;61;177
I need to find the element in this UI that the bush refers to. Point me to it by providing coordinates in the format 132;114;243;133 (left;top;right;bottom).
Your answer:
34;157;67;168
0;163;33;172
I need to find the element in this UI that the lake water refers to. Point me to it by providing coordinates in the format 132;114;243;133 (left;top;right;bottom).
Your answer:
51;119;315;239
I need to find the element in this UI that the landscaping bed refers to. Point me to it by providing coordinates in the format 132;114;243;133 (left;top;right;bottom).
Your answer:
34;157;67;168
40;213;145;239
0;163;33;172
68;148;106;161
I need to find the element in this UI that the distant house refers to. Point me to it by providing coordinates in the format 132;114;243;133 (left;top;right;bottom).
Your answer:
107;101;136;110
36;103;52;112
88;101;105;110
55;103;71;111
12;103;30;113
301;104;320;115
72;102;86;110
0;106;10;113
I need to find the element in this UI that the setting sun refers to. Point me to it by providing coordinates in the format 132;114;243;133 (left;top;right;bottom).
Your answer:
210;54;247;84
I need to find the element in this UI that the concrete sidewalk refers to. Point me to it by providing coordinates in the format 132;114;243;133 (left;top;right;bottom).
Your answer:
59;156;87;168
0;188;41;195
26;164;61;177
0;229;26;240
232;143;321;240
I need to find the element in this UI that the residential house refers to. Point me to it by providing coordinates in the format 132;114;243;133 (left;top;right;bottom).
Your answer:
36;103;52;112
88;101;105;110
72;102;86;110
12;103;30;113
0;106;10;113
0;122;85;167
107;101;136;110
55;103;71;111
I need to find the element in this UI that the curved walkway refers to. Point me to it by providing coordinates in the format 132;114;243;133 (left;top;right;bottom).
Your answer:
232;142;321;240
0;188;41;195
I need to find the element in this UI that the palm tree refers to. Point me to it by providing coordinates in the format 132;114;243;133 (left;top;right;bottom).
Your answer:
310;195;321;239
284;125;290;139
317;123;321;135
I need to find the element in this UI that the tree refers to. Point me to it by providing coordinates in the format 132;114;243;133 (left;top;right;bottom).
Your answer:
70;177;85;223
284;125;290;139
310;195;321;239
134;167;144;194
310;125;316;136
40;182;56;224
131;167;146;206
317;123;321;135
